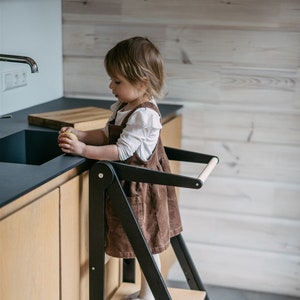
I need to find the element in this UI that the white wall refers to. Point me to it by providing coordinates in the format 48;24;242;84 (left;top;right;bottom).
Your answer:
0;0;63;115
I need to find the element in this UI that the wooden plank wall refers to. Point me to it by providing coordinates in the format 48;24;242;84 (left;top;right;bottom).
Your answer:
62;0;300;297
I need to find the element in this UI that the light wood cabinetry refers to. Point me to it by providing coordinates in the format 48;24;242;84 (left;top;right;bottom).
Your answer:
0;189;60;300
0;114;182;299
60;175;83;300
160;114;182;278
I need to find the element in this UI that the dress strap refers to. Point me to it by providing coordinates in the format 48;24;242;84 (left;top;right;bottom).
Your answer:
108;102;127;125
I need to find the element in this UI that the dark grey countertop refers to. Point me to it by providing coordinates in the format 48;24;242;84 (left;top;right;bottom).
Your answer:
0;97;182;208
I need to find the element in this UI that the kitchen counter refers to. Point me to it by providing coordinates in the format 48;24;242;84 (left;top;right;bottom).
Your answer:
0;97;182;208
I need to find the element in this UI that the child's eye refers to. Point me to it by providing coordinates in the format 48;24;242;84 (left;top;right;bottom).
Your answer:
110;78;121;85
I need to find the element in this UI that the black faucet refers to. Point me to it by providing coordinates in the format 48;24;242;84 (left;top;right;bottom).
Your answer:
0;115;12;119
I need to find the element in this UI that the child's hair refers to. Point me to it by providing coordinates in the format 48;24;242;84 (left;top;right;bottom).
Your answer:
104;36;165;99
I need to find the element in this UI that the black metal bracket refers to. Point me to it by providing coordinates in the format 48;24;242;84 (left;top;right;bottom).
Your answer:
89;161;172;300
89;148;218;300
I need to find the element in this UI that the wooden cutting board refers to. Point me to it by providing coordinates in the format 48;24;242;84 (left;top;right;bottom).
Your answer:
28;106;111;131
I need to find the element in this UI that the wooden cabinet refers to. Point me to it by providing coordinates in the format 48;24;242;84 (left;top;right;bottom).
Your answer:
160;114;182;278
0;168;82;300
60;175;83;300
0;189;60;300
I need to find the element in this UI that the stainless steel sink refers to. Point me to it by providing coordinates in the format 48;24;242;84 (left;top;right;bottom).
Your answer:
0;129;62;165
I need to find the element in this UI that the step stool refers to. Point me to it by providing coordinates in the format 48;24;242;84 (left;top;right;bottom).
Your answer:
89;147;218;300
111;282;206;300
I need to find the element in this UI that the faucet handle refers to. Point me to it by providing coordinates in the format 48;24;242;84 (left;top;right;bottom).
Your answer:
0;114;12;119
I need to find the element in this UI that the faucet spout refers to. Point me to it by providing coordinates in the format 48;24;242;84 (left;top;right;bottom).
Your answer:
0;54;39;73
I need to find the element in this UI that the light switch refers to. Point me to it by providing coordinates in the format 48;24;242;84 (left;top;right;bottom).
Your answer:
2;69;27;91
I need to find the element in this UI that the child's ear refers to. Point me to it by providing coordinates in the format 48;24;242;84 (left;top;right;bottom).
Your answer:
136;77;149;91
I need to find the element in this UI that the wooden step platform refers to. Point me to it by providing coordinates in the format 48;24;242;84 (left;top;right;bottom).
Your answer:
110;282;206;300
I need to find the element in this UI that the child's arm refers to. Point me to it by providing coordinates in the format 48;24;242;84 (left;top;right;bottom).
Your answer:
59;127;108;145
58;126;119;160
81;144;119;161
58;134;119;161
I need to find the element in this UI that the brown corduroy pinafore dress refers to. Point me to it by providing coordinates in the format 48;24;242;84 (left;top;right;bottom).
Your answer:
105;102;183;258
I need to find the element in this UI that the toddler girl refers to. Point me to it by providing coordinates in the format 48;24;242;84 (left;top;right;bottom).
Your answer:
58;36;182;300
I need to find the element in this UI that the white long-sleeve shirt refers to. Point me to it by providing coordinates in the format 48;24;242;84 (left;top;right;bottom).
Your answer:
102;99;162;161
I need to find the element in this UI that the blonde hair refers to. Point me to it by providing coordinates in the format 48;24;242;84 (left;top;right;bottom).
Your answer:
104;36;165;99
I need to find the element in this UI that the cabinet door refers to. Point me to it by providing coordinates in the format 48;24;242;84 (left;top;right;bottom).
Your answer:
160;115;182;278
60;173;88;300
161;115;182;174
0;189;60;300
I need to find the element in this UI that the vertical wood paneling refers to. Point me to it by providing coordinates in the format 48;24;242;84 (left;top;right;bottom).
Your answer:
62;0;300;296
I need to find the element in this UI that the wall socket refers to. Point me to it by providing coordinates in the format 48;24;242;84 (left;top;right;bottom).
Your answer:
2;69;28;91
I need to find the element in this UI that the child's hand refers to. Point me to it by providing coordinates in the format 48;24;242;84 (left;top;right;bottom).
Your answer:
59;127;80;139
58;130;86;156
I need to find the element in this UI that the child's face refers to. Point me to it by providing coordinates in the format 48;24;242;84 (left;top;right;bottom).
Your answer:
109;74;147;104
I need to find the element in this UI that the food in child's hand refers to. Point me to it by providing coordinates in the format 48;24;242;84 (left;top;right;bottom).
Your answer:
61;131;78;140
